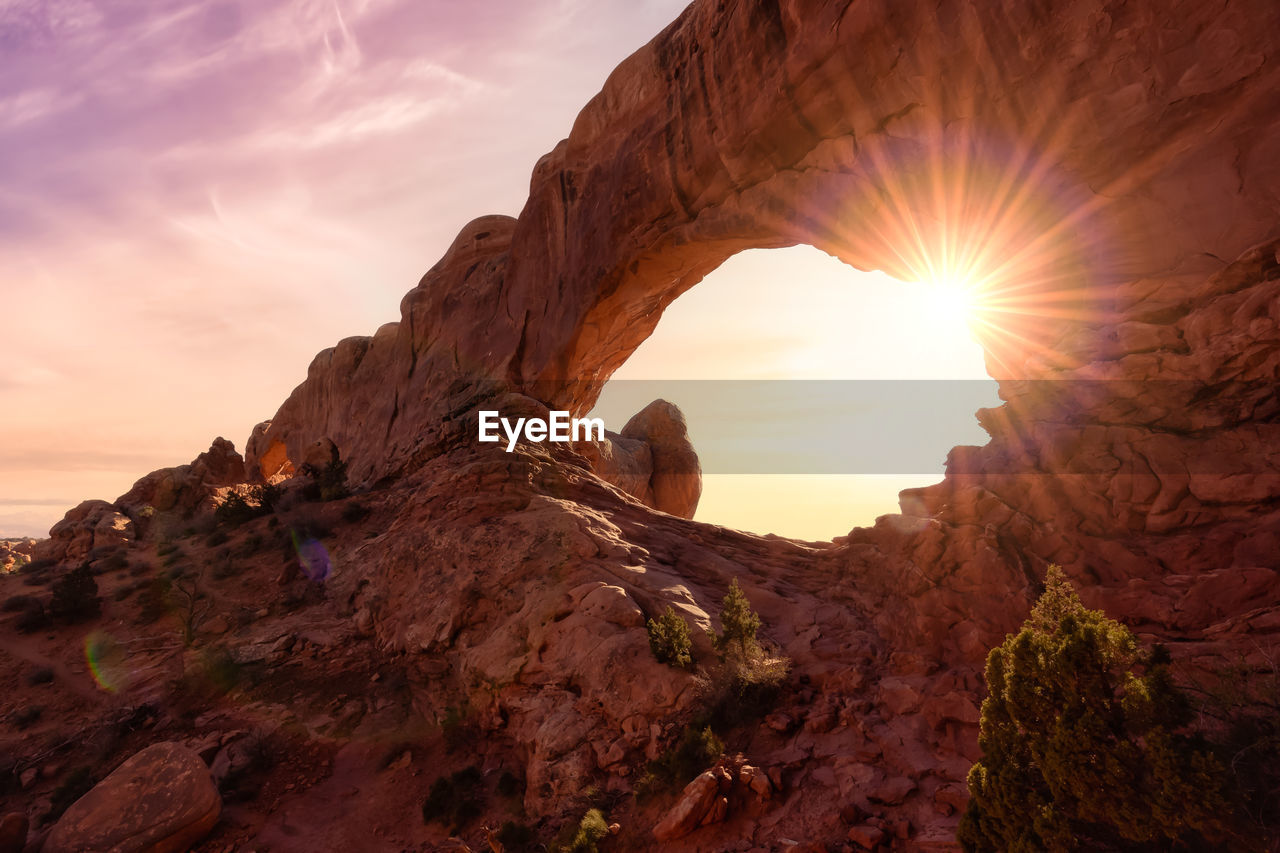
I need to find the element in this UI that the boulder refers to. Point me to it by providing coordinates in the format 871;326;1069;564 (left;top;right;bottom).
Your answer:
620;400;702;519
653;770;720;841
42;742;221;853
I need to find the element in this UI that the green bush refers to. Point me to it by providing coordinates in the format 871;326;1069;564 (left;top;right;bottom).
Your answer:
50;564;100;623
562;808;609;853
301;458;349;502
421;765;484;832
959;566;1235;852
714;578;761;662
647;606;693;669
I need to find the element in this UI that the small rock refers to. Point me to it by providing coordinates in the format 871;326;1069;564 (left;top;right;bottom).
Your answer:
18;768;36;790
868;775;916;805
847;825;885;849
765;712;794;732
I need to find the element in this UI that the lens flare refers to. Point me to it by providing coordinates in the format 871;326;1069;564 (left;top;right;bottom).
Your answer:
291;529;332;582
85;631;131;693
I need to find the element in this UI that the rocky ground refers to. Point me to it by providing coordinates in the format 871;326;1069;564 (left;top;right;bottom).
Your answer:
0;438;988;852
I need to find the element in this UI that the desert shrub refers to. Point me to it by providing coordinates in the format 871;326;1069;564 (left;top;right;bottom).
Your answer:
21;569;51;587
113;581;142;602
420;765;484;832
1188;656;1280;842
959;566;1235;852
13;705;43;729
97;549;129;572
25;666;54;686
138;575;172;623
496;820;538;851
49;564;100;623
705;664;788;731
206;528;230;548
258;482;283;512
647;606;693;669
703;578;787;728
212;556;243;581
47;767;94;822
636;725;723;799
497;769;523;798
171;570;211;645
341;500;370;524
439;704;474;753
15;598;48;633
714;578;761;662
238;533;264;556
2;593;39;613
175;646;244;700
300;458;349;502
20;557;56;575
560;808;609;853
215;489;272;527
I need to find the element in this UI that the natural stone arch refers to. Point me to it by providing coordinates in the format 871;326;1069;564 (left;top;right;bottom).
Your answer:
496;0;1278;411
246;0;1280;656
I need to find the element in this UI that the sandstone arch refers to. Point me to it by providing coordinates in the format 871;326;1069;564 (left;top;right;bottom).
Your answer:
246;0;1280;659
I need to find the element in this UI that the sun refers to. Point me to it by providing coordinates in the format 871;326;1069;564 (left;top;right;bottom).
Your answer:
917;270;987;335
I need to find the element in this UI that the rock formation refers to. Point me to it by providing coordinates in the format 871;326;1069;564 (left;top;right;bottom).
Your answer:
0;539;34;573
9;0;1280;849
577;398;702;518
34;437;246;564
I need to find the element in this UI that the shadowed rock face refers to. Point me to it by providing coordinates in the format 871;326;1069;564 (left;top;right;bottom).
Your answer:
29;0;1280;846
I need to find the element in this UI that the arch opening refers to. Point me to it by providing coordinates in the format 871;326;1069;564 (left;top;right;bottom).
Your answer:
587;245;1002;541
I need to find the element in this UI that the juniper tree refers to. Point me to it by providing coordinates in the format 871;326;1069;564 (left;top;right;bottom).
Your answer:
958;566;1235;852
715;577;761;662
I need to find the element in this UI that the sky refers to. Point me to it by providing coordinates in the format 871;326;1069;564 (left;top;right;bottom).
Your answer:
0;0;996;541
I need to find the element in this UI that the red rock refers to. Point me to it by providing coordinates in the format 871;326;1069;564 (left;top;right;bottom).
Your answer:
0;813;26;853
43;742;221;853
653;770;719;841
847;825;885;849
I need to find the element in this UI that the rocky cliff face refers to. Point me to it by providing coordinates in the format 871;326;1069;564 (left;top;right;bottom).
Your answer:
16;0;1280;849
